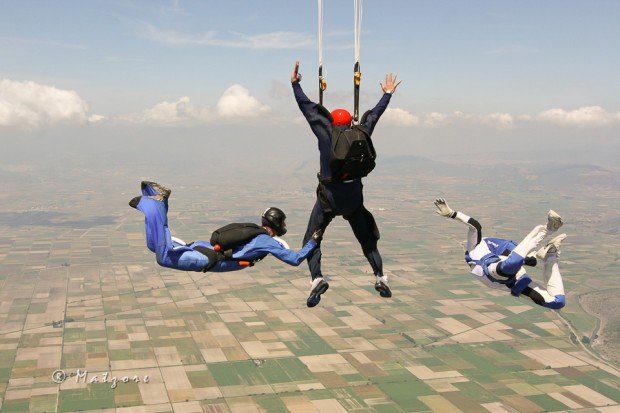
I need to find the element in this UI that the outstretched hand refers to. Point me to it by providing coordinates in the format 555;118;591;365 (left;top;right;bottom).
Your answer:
434;198;454;218
311;228;324;243
381;73;401;94
291;61;302;83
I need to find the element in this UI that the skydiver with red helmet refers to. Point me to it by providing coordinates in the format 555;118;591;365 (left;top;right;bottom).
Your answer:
291;61;401;307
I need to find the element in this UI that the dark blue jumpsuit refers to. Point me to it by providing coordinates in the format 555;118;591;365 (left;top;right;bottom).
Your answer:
292;82;392;280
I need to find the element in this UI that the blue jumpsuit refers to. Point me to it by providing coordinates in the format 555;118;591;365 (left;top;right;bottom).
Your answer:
292;82;391;280
135;186;317;272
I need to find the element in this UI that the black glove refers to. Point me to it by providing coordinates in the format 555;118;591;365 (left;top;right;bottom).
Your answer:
524;256;537;267
311;229;324;243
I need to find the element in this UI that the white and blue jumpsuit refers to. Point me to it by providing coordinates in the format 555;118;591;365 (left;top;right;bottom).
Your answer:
135;184;317;272
453;211;565;309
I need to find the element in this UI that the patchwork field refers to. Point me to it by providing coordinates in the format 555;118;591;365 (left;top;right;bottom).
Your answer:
0;158;618;412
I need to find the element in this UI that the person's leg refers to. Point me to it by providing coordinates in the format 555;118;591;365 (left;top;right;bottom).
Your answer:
542;252;565;299
303;200;333;281
498;225;547;276
134;196;207;271
135;196;169;253
344;206;382;275
522;272;565;309
344;206;391;297
304;200;333;307
524;234;566;309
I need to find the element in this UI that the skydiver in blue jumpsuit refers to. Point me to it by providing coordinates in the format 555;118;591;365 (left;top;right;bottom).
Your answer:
129;181;321;273
291;61;402;307
434;198;568;309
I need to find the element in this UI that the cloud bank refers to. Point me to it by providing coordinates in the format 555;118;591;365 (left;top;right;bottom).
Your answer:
381;106;618;129
536;106;618;127
2;75;616;131
142;96;208;124
0;78;101;128
383;108;419;126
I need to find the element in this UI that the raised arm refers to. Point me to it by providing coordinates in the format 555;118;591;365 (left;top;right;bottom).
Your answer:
362;73;402;135
291;61;314;112
434;198;482;252
291;61;332;139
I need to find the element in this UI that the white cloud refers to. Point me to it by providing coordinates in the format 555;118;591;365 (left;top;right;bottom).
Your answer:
88;114;106;123
0;78;99;128
135;85;268;124
137;23;315;49
216;84;269;118
536;106;617;127
141;96;209;124
423;112;451;127
381;107;619;129
423;111;512;128
383;107;419;126
480;113;514;129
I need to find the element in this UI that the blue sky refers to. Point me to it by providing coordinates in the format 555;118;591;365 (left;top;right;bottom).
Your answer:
1;1;619;145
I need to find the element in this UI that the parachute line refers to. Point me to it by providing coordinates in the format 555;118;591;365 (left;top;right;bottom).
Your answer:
353;0;363;122
354;0;362;63
318;0;324;67
318;0;326;105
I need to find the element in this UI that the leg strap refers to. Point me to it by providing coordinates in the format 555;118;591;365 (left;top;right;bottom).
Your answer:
191;245;222;272
316;181;336;225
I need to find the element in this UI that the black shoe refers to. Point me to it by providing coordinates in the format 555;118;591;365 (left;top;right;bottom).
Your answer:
129;196;142;209
307;278;329;308
141;181;171;199
374;279;392;298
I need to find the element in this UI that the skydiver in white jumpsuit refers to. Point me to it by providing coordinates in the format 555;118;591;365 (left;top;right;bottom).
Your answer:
434;198;567;309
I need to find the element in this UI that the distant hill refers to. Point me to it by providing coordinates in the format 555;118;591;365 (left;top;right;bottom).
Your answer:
532;164;620;188
369;155;620;190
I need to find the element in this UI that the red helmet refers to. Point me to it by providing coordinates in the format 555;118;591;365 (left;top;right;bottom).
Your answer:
330;109;352;127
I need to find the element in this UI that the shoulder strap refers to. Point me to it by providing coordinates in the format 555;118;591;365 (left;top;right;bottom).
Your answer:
360;109;372;125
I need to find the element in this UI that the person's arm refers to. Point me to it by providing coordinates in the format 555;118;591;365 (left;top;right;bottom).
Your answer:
269;239;317;266
363;73;402;135
291;61;332;136
263;229;322;266
434;198;482;251
291;62;314;113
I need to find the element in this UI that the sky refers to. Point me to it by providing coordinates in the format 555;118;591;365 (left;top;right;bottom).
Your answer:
1;0;619;165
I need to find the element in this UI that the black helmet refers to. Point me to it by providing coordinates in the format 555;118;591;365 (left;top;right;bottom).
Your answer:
261;207;287;236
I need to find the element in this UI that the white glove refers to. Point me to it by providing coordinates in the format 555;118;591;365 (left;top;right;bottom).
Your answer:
434;198;454;218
